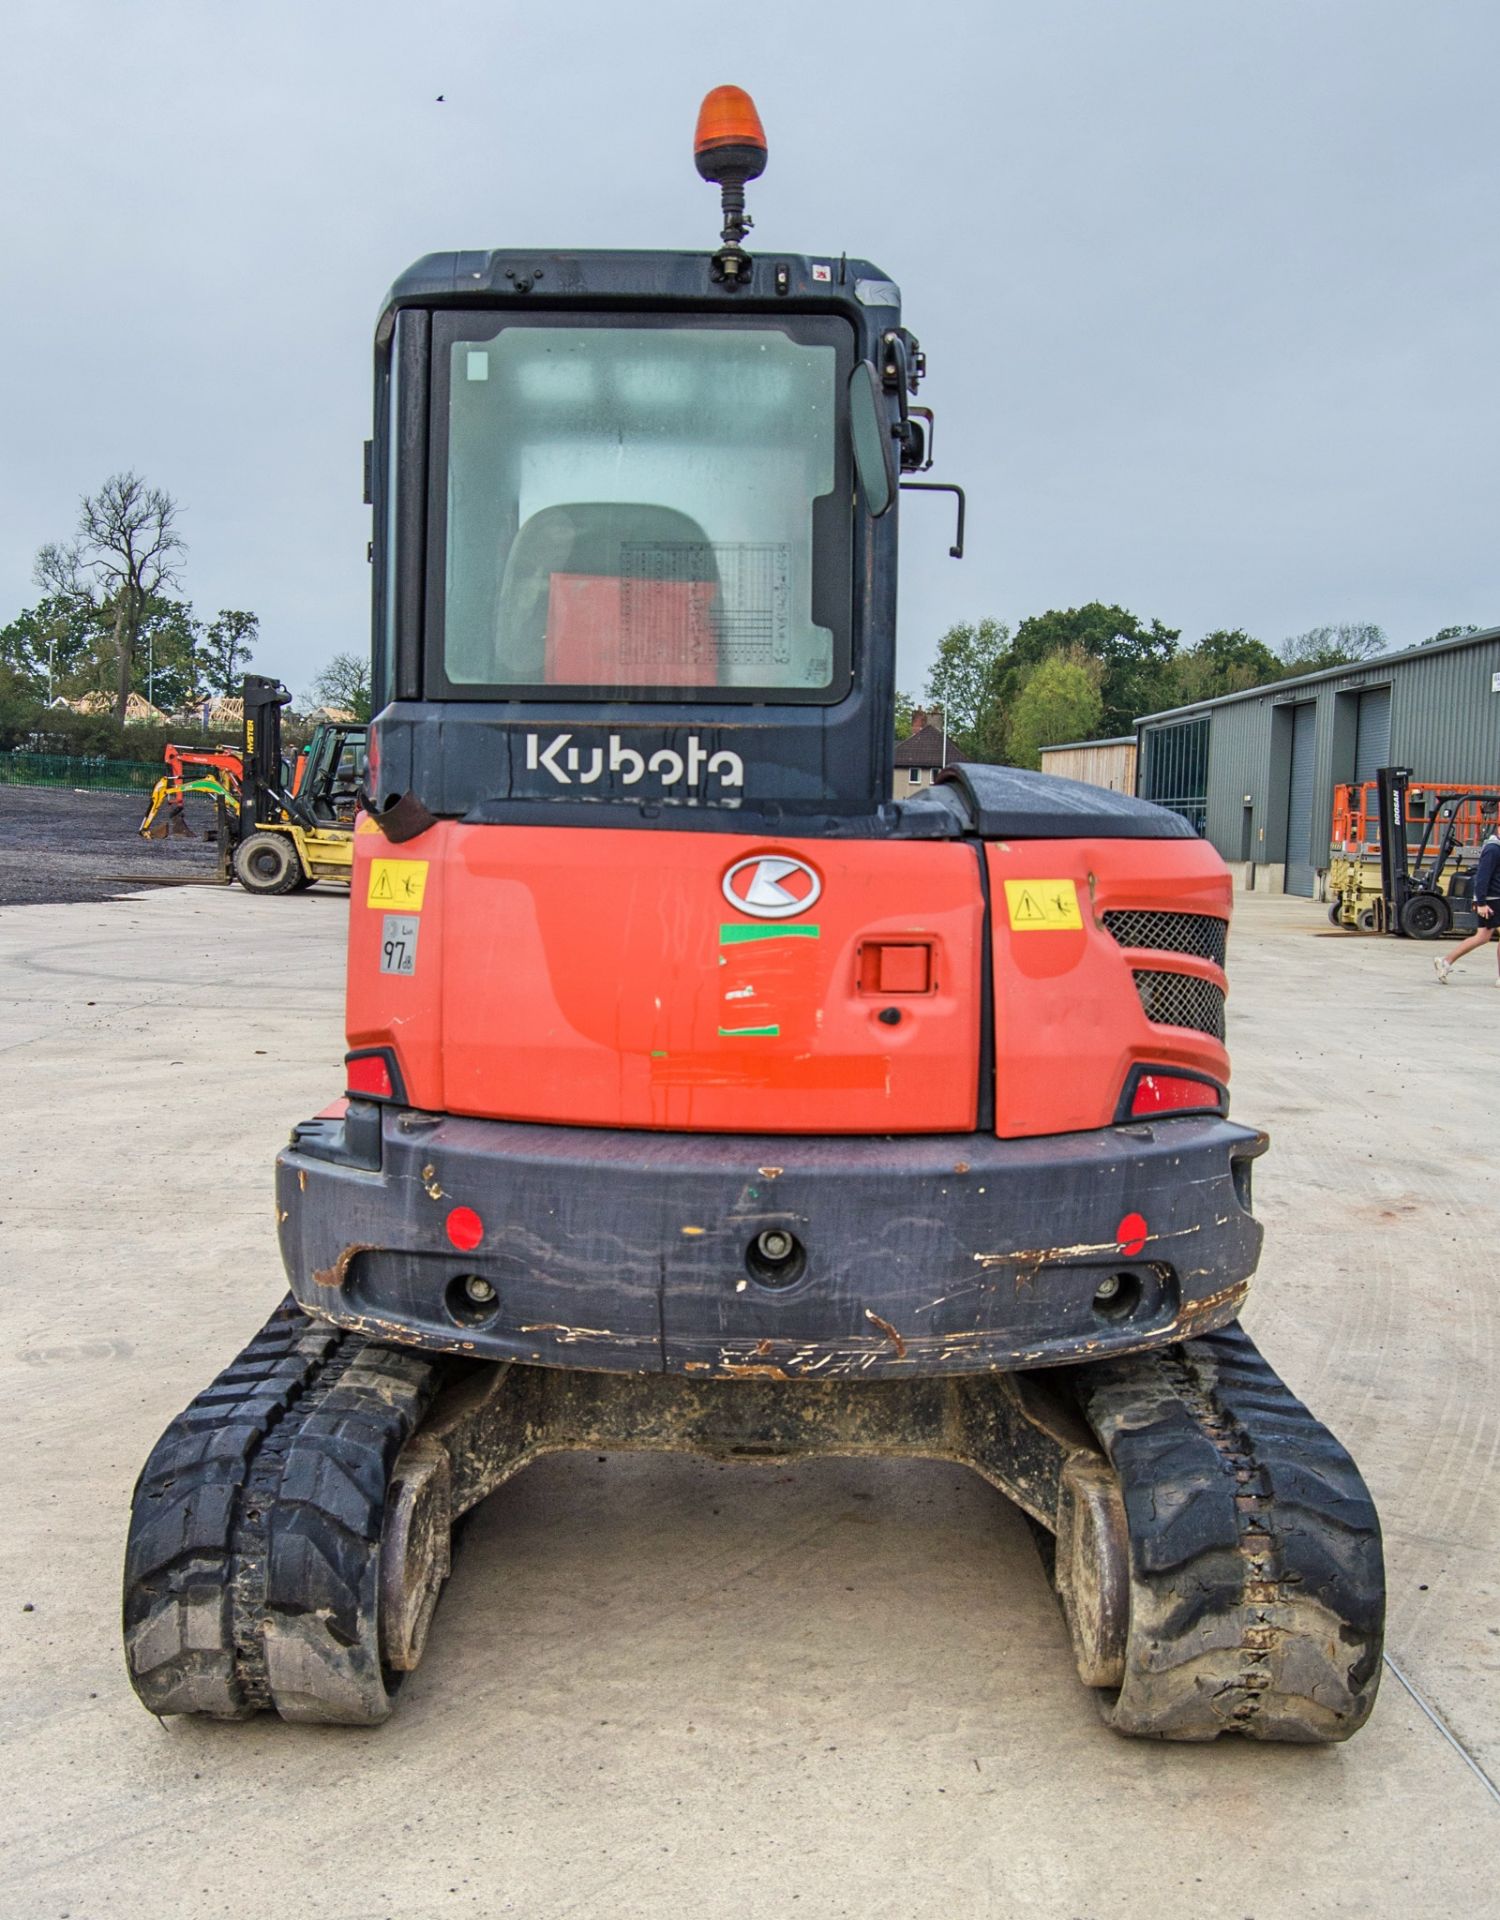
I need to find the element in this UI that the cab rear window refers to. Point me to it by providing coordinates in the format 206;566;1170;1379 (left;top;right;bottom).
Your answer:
430;316;850;703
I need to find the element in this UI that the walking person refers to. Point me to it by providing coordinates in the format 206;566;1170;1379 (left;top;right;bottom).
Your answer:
1434;818;1500;984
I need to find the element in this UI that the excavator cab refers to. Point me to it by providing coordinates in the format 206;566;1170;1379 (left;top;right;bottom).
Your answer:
370;283;908;817
125;88;1384;1742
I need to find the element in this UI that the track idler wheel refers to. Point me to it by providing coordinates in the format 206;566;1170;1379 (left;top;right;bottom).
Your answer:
1069;1323;1385;1742
123;1297;455;1725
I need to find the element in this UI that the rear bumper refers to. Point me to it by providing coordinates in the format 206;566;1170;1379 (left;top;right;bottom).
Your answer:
276;1107;1267;1379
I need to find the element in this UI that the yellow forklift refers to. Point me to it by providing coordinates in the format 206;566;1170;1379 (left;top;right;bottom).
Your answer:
139;677;367;892
227;677;365;892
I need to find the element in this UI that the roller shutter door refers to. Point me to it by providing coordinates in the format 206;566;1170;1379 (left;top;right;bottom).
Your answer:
1353;687;1391;783
1285;702;1318;896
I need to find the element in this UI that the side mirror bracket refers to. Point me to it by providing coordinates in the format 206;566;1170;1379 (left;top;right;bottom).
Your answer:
899;481;966;559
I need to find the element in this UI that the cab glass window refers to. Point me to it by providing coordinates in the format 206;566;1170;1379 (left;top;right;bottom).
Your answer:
433;319;848;701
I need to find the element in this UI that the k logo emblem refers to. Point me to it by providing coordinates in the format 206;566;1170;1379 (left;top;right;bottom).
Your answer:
721;855;822;920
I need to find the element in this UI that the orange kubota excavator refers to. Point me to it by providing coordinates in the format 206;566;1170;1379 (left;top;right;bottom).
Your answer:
124;90;1383;1740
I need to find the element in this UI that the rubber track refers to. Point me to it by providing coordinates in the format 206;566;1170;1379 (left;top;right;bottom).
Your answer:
1075;1321;1384;1741
123;1296;447;1724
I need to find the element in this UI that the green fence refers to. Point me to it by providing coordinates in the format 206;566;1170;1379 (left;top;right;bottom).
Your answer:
0;752;163;793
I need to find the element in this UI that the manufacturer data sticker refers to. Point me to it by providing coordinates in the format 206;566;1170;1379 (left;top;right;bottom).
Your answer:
367;859;428;910
1003;878;1083;932
380;914;420;975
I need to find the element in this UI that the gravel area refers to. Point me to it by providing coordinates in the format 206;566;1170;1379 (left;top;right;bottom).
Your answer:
0;784;223;907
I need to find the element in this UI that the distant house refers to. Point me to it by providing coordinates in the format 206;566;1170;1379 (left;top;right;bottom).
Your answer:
893;708;963;799
306;705;361;726
63;690;171;726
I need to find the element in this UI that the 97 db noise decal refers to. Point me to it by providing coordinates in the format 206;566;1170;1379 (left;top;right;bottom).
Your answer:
380;915;420;975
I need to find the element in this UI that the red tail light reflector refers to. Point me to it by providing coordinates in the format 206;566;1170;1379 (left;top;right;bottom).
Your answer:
1128;1071;1225;1118
346;1050;396;1100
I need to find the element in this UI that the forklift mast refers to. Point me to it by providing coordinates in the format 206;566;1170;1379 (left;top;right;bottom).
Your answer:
1374;765;1411;927
241;674;296;831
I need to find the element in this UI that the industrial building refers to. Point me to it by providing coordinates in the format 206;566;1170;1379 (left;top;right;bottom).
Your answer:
1132;626;1500;895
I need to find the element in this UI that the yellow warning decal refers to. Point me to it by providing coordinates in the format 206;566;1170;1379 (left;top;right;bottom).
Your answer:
1003;878;1083;932
367;859;429;910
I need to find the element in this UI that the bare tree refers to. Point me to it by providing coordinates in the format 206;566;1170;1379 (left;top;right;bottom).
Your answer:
67;474;186;720
306;650;372;722
33;539;91;604
1278;623;1387;672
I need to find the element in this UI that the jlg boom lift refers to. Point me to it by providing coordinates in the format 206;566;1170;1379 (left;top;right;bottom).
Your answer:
124;91;1384;1739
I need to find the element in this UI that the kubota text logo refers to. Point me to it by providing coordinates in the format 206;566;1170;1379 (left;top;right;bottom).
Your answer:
524;732;744;791
722;855;822;920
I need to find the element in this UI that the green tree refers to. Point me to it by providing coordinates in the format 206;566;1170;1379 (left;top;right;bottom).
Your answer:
1000;603;1179;740
33;589;201;713
1279;622;1387;672
1420;623;1479;647
135;598;203;712
197;609;259;696
1006;648;1105;770
0;593;107;700
307;651;372;722
923;618;1011;752
893;689;919;741
1169;628;1286;704
0;662;43;747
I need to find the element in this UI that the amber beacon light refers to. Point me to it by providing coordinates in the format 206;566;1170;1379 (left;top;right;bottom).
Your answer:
694;85;767;274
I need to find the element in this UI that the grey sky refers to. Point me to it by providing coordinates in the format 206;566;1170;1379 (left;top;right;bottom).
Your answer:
2;0;1495;703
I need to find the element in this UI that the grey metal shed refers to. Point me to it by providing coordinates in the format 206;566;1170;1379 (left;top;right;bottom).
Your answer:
1134;626;1500;894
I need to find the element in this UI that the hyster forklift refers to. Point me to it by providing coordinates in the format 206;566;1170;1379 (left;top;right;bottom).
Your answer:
136;676;367;892
1326;767;1499;938
124;90;1384;1739
227;676;366;892
1327;773;1500;934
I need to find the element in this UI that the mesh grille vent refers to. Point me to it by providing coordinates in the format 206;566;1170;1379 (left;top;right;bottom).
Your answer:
1104;910;1228;966
1132;969;1226;1041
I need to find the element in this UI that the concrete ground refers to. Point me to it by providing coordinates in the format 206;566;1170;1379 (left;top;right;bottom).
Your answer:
1;884;1496;1919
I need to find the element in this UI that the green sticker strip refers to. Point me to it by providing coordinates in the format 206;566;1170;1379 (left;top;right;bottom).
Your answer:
719;923;820;945
718;1024;781;1038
